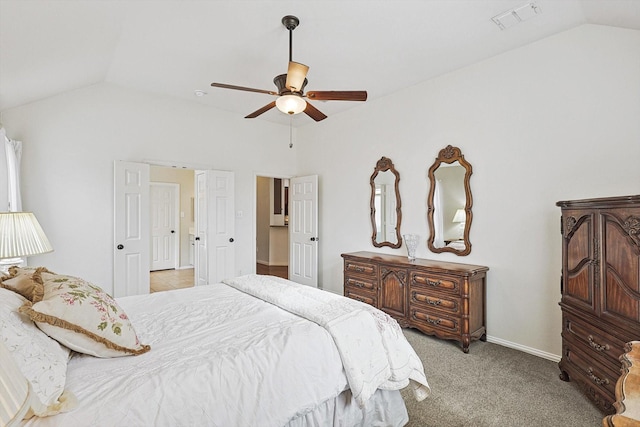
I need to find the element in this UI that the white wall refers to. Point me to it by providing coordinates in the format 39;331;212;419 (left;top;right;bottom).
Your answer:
0;83;297;294
296;24;640;358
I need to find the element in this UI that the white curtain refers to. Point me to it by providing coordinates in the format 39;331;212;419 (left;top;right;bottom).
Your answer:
1;127;22;212
433;179;445;248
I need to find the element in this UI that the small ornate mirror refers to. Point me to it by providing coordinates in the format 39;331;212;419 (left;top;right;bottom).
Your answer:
370;157;402;248
427;145;473;256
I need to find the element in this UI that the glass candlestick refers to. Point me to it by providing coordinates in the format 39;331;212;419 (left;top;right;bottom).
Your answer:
403;234;420;261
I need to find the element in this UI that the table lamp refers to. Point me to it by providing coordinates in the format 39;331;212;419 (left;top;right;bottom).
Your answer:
0;212;53;275
452;208;466;239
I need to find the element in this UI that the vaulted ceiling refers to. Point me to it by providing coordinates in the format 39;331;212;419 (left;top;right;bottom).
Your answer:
1;0;639;126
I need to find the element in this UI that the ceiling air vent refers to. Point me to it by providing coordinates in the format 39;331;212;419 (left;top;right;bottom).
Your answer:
492;2;541;30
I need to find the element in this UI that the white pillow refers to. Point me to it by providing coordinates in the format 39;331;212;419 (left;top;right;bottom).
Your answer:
0;287;76;417
20;272;150;358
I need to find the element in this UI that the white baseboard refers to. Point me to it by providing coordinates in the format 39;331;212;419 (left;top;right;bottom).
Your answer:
257;260;269;266
177;265;194;270
486;335;561;362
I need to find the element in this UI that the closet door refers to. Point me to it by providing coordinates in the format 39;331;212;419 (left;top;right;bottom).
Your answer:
113;161;150;297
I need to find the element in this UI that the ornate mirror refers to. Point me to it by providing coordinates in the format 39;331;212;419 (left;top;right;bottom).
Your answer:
370;157;402;248
427;145;473;256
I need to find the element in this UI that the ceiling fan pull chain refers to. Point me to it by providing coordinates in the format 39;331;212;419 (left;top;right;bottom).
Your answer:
289;116;293;149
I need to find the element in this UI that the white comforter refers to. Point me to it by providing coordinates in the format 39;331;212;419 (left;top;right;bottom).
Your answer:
223;275;430;407
25;283;351;427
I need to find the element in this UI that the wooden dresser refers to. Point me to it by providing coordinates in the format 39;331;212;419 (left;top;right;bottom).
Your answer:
341;251;488;353
557;195;640;413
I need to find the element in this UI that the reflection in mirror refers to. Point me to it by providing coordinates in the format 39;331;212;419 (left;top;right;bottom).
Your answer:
427;146;473;256
370;157;402;248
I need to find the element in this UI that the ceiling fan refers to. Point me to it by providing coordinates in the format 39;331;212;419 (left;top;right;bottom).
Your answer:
211;15;367;122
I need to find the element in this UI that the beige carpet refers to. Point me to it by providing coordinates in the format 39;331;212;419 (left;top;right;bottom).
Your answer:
400;329;605;427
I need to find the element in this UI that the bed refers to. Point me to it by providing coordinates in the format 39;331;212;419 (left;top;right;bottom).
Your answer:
1;270;430;427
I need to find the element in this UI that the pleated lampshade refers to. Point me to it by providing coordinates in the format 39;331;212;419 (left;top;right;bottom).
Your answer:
0;212;53;259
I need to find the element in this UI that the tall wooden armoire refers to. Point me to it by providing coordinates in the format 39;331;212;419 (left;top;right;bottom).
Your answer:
557;195;640;413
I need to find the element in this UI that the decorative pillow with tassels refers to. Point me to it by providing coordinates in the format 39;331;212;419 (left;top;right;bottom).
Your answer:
19;271;150;358
0;266;54;301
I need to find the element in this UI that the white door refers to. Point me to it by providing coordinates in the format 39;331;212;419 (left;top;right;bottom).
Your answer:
114;161;150;297
194;170;235;285
289;175;318;287
150;183;179;271
194;171;208;286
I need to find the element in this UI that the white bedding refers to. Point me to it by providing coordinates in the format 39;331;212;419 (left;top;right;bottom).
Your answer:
223;275;430;407
23;281;418;427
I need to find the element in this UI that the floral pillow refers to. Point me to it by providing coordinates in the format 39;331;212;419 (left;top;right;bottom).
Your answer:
0;287;77;417
19;272;150;358
0;266;53;301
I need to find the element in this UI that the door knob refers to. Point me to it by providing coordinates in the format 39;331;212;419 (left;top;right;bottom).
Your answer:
195;237;200;241
171;230;175;234
117;244;124;250
229;238;234;242
310;237;319;242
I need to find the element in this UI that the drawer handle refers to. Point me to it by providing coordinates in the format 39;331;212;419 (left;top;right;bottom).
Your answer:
426;279;442;287
351;265;365;273
353;281;365;288
427;298;442;306
426;316;441;326
587;367;609;386
587;335;610;352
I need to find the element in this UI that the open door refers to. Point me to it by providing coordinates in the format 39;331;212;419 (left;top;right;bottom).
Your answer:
150;182;179;271
289;175;318;287
194;170;235;285
113;161;150;297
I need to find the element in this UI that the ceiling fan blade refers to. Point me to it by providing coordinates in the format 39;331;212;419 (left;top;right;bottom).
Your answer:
211;82;278;96
303;102;327;122
306;91;368;101
245;101;277;118
285;61;309;92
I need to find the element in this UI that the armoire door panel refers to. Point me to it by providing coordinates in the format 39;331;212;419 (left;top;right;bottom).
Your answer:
601;209;640;323
566;215;593;271
564;211;596;312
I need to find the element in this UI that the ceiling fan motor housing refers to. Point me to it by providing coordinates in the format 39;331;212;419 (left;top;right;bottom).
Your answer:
273;74;307;95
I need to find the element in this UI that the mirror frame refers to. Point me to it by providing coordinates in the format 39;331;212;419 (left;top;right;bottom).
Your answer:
426;145;473;256
370;156;402;249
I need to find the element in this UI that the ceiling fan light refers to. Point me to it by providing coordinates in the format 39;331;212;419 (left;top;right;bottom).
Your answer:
276;94;307;115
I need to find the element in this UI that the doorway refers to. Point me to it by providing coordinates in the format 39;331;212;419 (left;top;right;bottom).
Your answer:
256;176;289;279
149;166;195;292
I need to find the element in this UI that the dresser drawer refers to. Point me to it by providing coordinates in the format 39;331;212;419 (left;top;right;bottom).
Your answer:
344;275;378;292
562;338;618;402
410;289;460;316
345;289;377;307
410;271;460;295
562;313;626;371
344;260;377;277
410;306;460;335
